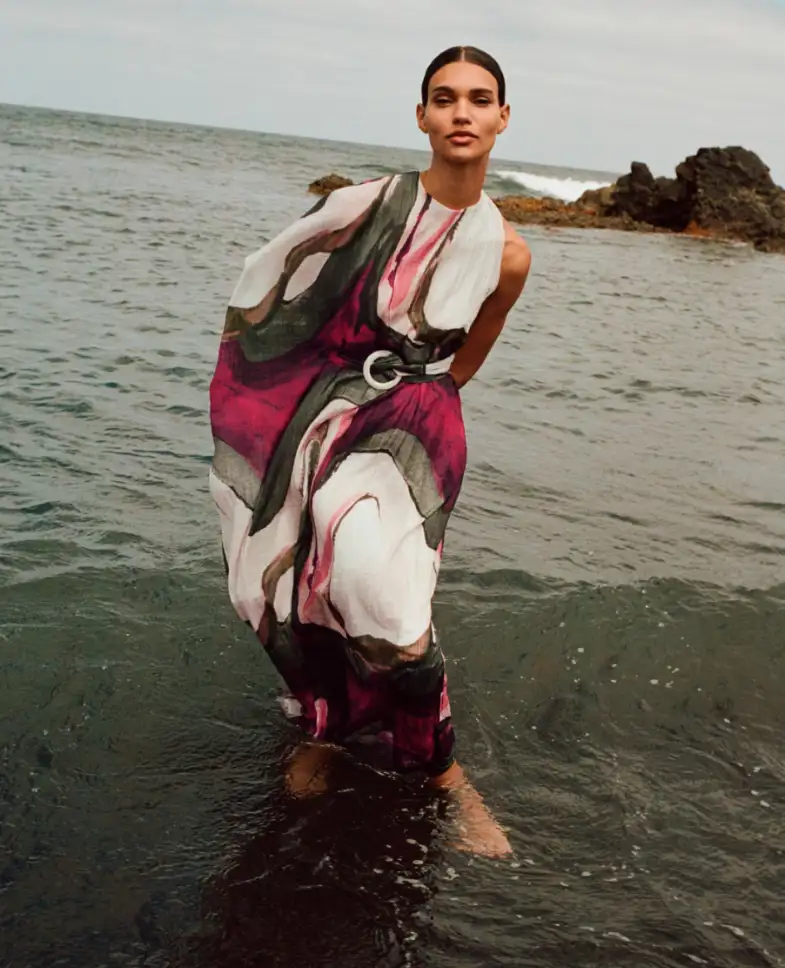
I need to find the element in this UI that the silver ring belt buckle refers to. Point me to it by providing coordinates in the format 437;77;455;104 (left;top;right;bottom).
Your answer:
362;349;402;391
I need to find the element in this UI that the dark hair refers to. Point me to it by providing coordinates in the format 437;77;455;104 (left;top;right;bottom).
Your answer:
420;46;506;106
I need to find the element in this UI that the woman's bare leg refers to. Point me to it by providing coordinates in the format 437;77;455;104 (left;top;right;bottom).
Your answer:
429;761;512;858
286;746;511;858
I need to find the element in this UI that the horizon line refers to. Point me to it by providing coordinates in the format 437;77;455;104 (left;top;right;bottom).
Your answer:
0;98;621;179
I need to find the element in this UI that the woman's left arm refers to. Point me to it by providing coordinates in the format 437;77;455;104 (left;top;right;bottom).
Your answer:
449;223;531;390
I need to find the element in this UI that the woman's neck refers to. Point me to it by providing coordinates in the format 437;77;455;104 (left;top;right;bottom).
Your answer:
420;157;488;210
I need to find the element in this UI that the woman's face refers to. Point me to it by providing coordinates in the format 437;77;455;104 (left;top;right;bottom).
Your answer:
417;60;509;165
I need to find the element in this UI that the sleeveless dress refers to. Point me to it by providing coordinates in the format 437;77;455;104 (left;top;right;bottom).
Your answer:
209;171;505;775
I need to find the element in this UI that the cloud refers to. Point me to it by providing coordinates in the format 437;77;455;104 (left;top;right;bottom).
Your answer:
1;0;784;180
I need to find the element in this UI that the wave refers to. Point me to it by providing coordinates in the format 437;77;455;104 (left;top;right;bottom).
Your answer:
494;169;611;203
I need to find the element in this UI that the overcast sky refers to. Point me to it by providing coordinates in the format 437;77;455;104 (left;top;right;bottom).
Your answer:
2;0;784;181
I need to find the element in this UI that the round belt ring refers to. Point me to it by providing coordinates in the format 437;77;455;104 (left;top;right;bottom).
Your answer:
362;349;402;391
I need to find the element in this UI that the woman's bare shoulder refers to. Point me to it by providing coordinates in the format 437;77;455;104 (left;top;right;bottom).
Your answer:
500;218;531;285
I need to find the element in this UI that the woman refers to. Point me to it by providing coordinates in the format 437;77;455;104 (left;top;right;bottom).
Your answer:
209;46;531;856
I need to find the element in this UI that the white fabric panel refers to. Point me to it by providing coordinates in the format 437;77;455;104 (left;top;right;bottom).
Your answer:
312;452;439;646
229;177;388;309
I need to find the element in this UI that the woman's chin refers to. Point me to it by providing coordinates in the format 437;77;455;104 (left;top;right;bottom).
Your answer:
437;141;490;165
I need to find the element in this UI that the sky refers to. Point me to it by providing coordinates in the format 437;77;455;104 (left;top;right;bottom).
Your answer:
1;0;784;181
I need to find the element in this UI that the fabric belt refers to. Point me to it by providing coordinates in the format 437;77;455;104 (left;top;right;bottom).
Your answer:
361;349;454;390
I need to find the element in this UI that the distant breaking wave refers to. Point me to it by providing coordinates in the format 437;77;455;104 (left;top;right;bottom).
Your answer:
494;169;610;203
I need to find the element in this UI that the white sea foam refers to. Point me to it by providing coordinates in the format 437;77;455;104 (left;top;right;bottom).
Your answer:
495;169;611;203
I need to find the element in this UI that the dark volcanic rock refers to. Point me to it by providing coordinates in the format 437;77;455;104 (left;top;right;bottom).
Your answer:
608;147;785;250
308;173;354;196
651;175;689;229
610;162;690;229
677;147;785;250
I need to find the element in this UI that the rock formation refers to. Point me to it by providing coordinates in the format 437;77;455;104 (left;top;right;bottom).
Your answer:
492;195;653;234
575;147;785;252
308;148;785;253
308;173;354;196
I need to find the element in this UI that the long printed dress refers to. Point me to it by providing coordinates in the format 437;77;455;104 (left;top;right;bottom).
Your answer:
209;171;505;775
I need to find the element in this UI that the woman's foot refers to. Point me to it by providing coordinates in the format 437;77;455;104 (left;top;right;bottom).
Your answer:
451;784;512;857
429;761;512;858
285;741;336;798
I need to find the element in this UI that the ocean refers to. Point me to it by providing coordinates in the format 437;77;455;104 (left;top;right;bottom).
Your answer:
1;102;784;968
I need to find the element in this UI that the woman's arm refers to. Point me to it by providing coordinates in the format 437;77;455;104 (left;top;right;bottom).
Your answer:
449;222;531;389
